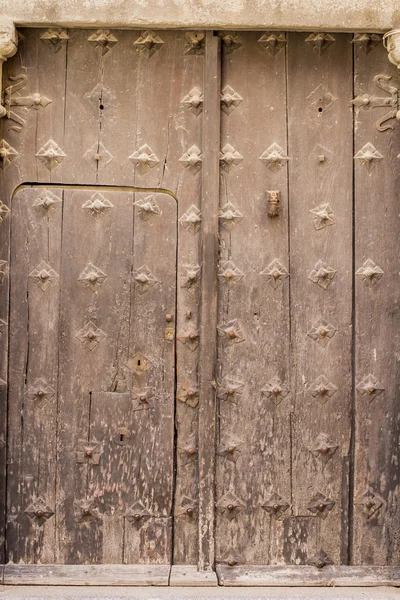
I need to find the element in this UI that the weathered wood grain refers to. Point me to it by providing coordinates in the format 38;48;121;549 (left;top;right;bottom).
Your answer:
216;31;291;566
170;565;218;586
4;564;171;585
287;32;353;565
217;565;400;586
352;41;400;565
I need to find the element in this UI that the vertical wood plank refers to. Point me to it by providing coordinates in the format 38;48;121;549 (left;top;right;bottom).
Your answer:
352;42;400;565
287;32;353;565
216;31;291;567
197;31;220;572
123;192;177;565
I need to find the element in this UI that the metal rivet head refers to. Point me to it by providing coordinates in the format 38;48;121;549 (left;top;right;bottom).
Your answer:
35;510;44;518
139;394;147;402
186;507;193;515
273;386;281;395
187;390;196;398
316;559;325;569
227;503;235;510
189;332;197;340
37;390;44;397
319;386;327;395
166;314;173;322
186;447;196;455
228;329;236;339
85;449;93;457
273;503;280;512
82;508;91;516
225;270;233;279
39;271;49;280
227;559;236;566
320;445;329;454
134;513;141;521
365;500;374;509
318;155;326;163
227;388;235;396
317;503;325;512
186;311;192;319
362;97;370;106
319;328;327;337
367;385;375;394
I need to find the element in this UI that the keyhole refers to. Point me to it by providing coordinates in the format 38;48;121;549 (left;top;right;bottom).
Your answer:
137;359;141;366
318;106;323;113
99;103;104;110
120;433;124;443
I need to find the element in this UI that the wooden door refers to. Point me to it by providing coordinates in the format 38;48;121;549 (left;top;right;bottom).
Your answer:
0;27;399;587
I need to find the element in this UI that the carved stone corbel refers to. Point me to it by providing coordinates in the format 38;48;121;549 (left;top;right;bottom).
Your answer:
0;18;17;118
383;29;400;69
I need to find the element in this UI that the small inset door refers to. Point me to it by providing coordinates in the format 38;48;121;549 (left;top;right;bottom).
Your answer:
6;187;177;565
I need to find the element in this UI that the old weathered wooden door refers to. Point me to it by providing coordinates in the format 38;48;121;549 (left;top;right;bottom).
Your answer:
0;28;399;586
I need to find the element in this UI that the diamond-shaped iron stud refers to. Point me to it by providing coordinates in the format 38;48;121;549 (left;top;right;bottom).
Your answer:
78;263;107;292
221;85;243;115
76;321;106;351
84;141;113;172
129;144;159;174
177;323;200;351
74;498;100;522
261;376;290;406
176;496;198;520
40;29;70;53
305;33;335;55
307;321;337;347
354;143;383;172
218;260;244;285
307;375;337;404
217;492;245;521
310;433;339;464
181;87;203;116
177;384;199;408
219;202;243;231
217;379;245;404
218;437;244;463
125;501;151;529
258;32;287;56
261;259;289;289
307;549;333;569
27;378;56;408
184;32;205;55
352;33;382;55
133;265;158;294
25;498;55;526
261;492;290;519
310;202;336;230
88;29;118;55
181;264;201;289
179;205;202;235
220;144;243;173
33;190;62;214
356;374;384;402
356;490;384;519
308;260;337;289
134;195;162;220
179;145;202;173
0;139;19;169
76;440;102;465
217;319;245;346
82;193;114;219
36;138;66;171
307;492;335;519
307;84;337;113
132;387;154;411
218;31;243;54
0;201;10;222
260;143;289;172
134;30;164;58
29;260;59;291
356;259;384;287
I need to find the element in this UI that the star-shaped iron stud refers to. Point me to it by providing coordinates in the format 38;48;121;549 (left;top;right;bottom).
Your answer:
308;260;337;289
307;549;333;568
355;490;384;519
307;321;337;347
134;195;162;220
132;387;154;411
216;492;245;521
133;265;158;294
177;384;199;408
309;433;339;464
184;32;205;55
0;201;10;222
356;259;384;287
217;437;244;464
82;193;114;219
219;202;243;231
26;378;56;408
218;31;243;54
307;375;337;404
179;145;202;173
0;139;19;169
177;323;200;351
354;143;383;172
309;202;336;230
181;264;201;289
76;321;106;351
25;497;55;526
220;85;243;115
175;496;198;519
78;263;107;292
29;260;59;291
179;435;198;466
220;144;243;173
260;143;289;172
74;498;100;522
305;33;335;55
356;374;384;402
33;190;62;214
179;205;202;235
36;138;66;172
125;501;151;529
129;144;159;174
218;260;244;285
261;376;290;406
134;30;164;58
217;379;245;404
217;319;245;346
76;440;102;465
307;492;335;519
258;32;287;56
261;259;289;289
88;29;118;55
181;87;203;116
261;491;290;519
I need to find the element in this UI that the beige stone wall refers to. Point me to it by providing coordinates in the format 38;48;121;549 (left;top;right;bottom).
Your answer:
0;0;398;32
